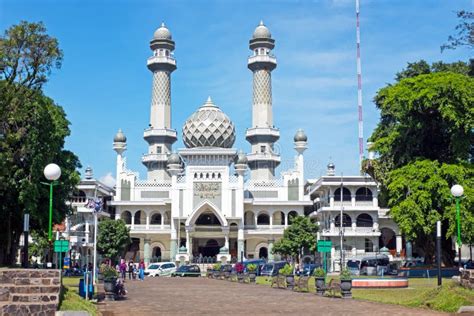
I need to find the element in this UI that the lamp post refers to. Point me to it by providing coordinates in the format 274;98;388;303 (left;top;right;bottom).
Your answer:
450;184;464;268
43;163;61;267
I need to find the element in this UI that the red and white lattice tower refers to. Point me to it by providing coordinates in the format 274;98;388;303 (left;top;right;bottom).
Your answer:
355;0;364;171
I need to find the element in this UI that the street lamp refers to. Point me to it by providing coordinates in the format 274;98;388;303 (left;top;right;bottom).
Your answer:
450;184;464;268
43;163;61;267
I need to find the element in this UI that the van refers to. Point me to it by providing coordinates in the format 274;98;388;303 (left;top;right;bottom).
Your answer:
260;261;287;277
360;255;390;276
144;262;177;277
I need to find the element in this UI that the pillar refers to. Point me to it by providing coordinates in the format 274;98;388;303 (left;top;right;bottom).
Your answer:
284;213;288;228
146;213;150;230
329;194;334;208
170;239;177;262
144;238;151;265
268;239;274;261
351;195;356;207
269;214;273;228
238;227;244;261
161;212;164;229
396;235;403;256
185;230;190;255
131;212;135;229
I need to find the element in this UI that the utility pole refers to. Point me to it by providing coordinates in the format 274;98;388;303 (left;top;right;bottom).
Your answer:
436;221;442;286
340;173;344;271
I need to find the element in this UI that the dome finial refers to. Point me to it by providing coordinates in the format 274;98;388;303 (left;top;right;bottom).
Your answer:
161;21;165;27
203;96;216;107
259;20;264;26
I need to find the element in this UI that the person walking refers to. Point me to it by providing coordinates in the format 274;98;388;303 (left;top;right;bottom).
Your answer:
128;261;134;280
119;259;127;280
139;260;145;281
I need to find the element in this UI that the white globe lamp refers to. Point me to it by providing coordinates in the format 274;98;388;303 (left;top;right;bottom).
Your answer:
450;184;464;197
44;163;61;181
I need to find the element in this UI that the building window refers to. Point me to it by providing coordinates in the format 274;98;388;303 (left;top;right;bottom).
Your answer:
156;146;162;154
365;238;373;252
260;145;266;153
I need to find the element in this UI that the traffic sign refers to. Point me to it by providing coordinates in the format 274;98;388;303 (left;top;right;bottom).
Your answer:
63;257;70;269
54;240;69;252
317;240;332;253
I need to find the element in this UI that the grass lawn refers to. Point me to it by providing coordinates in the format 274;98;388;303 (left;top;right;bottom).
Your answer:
59;276;99;315
256;276;474;313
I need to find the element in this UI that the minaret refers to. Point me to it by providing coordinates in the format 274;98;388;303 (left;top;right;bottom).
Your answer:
113;129;127;200
246;21;280;181
142;22;178;181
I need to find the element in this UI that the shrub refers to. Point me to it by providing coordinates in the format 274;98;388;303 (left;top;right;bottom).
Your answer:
234;262;244;274
100;264;119;280
213;263;222;271
247;264;257;272
279;264;293;276
340;268;352;280
313;267;326;278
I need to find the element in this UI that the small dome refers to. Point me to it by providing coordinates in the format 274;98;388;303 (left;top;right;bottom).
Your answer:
182;97;236;148
253;20;271;39
153;22;172;40
294;129;307;142
235;151;248;165
167;152;181;165
114;129;127;143
327;162;335;169
84;166;93;180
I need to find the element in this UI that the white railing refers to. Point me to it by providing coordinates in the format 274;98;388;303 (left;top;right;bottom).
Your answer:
246;179;283;188
127;224;171;231
322;227;379;235
135;180;172;187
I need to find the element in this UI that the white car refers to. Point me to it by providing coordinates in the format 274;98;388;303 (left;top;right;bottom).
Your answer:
145;262;177;277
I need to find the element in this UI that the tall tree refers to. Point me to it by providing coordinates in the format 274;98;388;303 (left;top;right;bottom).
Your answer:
272;216;318;261
365;71;474;264
441;10;473;52
0;21;80;265
97;219;131;264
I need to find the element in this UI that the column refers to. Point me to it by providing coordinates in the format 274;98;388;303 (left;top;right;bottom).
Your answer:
146;212;150;230
269;214;273;228
85;222;90;245
396;235;402;256
131;212;135;229
144;238;151;266
254;214;258;227
238;227;244;261
161;212;164;229
284;213;288;228
351;195;356;207
185;229;190;254
329;194;334;207
170;239;177;262
268;239;274;261
115;211;120;220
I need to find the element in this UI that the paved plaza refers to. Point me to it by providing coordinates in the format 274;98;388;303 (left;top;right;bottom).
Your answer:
99;278;447;316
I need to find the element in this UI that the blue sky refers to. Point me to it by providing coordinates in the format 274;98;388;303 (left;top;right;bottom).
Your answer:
1;0;472;185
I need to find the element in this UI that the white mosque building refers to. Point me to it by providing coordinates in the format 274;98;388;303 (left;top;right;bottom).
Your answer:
90;22;404;269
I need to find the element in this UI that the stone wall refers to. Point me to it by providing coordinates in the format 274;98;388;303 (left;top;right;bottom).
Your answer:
0;269;61;316
460;269;474;290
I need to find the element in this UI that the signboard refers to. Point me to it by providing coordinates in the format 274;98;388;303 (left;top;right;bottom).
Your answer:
193;182;222;209
54;240;69;253
63;257;70;269
317;240;332;253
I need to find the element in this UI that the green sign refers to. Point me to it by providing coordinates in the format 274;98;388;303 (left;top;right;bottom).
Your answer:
54;240;69;253
317;240;332;253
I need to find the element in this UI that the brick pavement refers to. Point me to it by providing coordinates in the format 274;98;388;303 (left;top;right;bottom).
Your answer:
99;277;448;316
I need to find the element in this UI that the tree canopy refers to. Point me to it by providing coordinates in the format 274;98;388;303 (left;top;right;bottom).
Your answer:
0;21;80;265
272;216;318;261
97;219;131;264
441;10;473;52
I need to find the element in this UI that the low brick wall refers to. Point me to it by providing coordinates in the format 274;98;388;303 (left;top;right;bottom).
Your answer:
460;269;474;290
0;269;61;316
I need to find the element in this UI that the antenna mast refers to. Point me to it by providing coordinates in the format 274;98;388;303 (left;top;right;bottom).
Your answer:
356;0;364;172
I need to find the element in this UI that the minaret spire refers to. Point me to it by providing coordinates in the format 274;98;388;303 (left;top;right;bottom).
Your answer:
246;21;280;180
142;23;178;181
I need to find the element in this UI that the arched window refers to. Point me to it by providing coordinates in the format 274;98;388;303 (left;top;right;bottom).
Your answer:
335;213;352;227
288;211;298;224
151;213;162;225
356;213;373;227
334;187;351;201
364;238;374;252
121;211;131;224
356;187;373;201
196;212;221;225
134;211;143;225
272;211;284;225
257;213;270;225
244;211;255;226
259;247;268;259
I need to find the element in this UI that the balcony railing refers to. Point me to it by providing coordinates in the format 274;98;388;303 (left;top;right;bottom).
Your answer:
126;224;171;231
322;227;379;235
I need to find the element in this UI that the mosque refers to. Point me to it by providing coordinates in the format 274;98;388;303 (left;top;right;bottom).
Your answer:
69;22;404;271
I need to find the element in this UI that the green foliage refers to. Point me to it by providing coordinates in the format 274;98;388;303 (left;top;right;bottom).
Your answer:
99;264;119;280
97;219;130;264
441;10;473;52
246;263;257;272
213;263;221;271
271;216;318;259
278;264;293;276
313;267;326;278
340;268;352;280
0;21;80;265
395;60;472;81
29;230;49;261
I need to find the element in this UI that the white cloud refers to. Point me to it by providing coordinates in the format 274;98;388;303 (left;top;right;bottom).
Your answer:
99;172;116;188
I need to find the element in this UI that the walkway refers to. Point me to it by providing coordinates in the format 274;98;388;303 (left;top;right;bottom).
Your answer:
99;277;446;316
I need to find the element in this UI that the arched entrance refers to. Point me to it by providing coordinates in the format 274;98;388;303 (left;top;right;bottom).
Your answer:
199;239;220;257
258;247;268;259
379;227;396;251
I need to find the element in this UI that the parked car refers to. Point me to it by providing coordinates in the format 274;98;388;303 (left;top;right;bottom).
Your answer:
300;263;321;276
145;262;177;277
260;261;287;277
346;260;360;276
171;265;201;277
360;255;390;276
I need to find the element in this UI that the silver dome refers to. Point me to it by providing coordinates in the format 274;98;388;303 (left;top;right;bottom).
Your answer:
235;150;248;165
252;21;271;39
114;129;127;143
154;22;172;40
182;97;236;148
294;129;307;142
167;152;181;165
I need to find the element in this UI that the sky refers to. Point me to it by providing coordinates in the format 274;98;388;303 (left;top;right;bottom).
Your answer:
1;0;472;186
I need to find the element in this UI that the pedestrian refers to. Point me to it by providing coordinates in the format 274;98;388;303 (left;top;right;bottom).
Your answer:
128;261;134;280
139;260;145;281
119;260;127;280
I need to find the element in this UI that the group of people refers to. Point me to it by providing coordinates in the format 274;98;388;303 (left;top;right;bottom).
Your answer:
117;259;145;281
